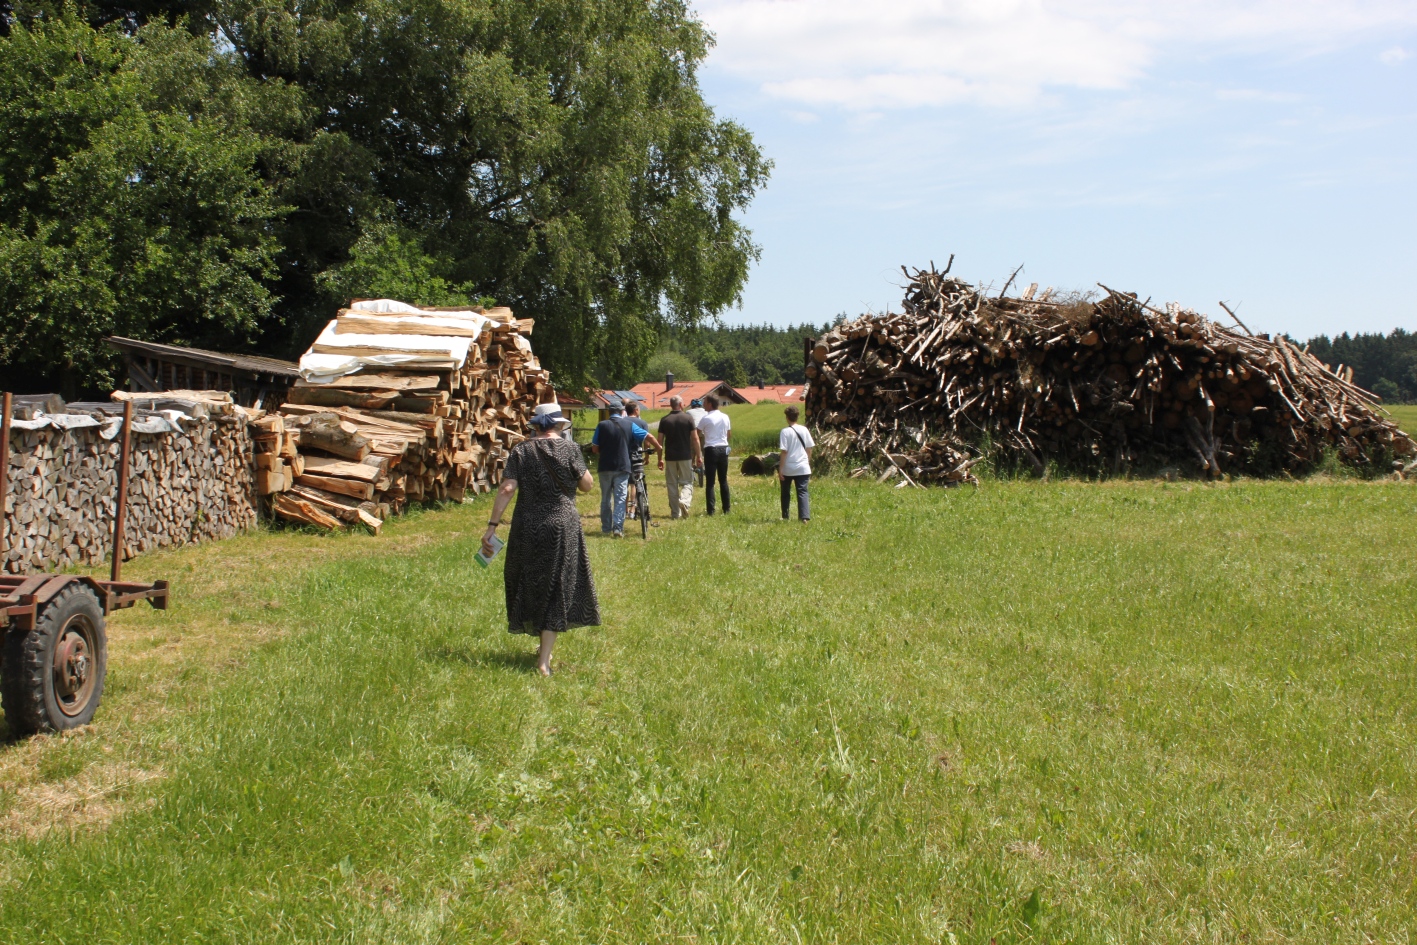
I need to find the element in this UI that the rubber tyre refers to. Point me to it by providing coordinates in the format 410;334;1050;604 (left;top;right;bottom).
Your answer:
1;583;107;735
637;482;650;539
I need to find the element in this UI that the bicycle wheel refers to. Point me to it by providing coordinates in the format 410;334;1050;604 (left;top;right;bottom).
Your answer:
637;476;650;539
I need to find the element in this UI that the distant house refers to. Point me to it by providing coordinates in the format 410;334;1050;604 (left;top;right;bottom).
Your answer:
629;376;747;411
735;383;807;404
583;389;648;420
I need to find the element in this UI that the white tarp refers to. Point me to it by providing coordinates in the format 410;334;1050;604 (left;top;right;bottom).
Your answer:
349;300;486;320
349;299;425;314
45;413;102;430
298;300;486;382
7;414;177;436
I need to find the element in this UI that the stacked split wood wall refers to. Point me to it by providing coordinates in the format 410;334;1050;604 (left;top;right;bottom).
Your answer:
2;418;257;575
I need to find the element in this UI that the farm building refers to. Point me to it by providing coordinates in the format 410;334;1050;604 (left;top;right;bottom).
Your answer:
107;336;299;409
629;377;747;410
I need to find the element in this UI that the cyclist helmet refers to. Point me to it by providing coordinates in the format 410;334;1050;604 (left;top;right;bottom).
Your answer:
689;398;703;408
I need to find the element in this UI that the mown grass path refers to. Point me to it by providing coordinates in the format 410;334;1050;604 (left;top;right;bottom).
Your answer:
2;475;1415;943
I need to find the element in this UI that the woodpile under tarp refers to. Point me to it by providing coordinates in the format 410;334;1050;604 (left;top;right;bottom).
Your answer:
259;299;551;531
807;264;1416;482
2;392;257;574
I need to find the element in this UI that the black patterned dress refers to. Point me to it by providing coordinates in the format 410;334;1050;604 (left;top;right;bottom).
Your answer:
502;435;600;634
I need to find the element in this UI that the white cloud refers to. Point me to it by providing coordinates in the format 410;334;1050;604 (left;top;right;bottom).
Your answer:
1379;46;1410;64
697;0;1417;109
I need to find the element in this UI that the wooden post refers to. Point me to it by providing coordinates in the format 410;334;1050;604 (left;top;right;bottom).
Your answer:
111;399;133;582
0;391;10;568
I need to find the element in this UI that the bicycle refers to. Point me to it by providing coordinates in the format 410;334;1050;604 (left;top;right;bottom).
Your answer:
629;462;650;539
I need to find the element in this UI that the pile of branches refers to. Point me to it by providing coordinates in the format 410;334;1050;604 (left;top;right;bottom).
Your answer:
806;263;1416;479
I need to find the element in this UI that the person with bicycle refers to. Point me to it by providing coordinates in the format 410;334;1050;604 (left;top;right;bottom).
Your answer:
624;401;663;534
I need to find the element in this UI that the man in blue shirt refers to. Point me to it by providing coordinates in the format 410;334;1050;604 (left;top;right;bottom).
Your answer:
624;400;663;519
591;402;646;537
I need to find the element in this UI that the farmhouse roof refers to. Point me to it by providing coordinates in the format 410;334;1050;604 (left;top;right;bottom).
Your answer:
735;384;807;404
587;389;647;410
628;380;747;410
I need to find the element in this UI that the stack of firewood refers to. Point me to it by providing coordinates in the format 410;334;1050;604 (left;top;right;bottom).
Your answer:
260;303;551;530
807;264;1416;480
3;393;257;574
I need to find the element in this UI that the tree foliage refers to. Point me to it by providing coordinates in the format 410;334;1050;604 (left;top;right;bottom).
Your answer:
656;322;830;386
0;14;284;394
0;0;768;394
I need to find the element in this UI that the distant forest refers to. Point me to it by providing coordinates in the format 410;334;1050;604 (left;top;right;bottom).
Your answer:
1303;329;1417;404
639;323;834;387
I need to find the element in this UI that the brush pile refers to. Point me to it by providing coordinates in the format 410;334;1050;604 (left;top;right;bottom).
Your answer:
259;301;552;531
806;265;1416;480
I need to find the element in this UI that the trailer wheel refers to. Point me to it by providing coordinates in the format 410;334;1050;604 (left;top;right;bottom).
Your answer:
1;583;107;735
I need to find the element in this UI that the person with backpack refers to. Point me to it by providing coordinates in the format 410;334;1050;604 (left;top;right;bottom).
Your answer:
777;405;815;522
590;401;645;537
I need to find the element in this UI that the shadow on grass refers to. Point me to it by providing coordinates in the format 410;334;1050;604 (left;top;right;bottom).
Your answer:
422;643;540;675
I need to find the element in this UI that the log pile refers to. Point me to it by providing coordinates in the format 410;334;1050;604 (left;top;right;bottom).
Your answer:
807;265;1417;480
261;301;551;530
2;393;257;574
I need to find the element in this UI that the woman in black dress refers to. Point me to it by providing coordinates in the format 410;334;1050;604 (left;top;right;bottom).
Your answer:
481;403;598;676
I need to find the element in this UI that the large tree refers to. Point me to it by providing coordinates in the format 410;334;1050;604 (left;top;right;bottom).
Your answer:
0;0;768;393
0;14;285;395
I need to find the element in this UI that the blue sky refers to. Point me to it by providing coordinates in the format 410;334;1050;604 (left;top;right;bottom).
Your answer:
694;1;1417;340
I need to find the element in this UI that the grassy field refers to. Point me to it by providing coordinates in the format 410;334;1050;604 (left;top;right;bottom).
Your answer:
2;470;1416;943
1384;403;1417;437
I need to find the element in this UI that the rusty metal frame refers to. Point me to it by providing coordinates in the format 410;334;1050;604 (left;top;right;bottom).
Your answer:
1;391;9;570
111;399;133;582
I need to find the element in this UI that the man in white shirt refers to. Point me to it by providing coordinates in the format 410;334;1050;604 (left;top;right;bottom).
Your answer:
777;405;814;522
695;394;732;515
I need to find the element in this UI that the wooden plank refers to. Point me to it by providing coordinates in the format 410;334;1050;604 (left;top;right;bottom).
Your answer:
295;473;375;500
272;493;342;530
286;386;400;410
297;373;443;392
298;456;383;482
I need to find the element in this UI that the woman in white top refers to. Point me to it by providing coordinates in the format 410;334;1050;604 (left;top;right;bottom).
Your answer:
777;405;815;522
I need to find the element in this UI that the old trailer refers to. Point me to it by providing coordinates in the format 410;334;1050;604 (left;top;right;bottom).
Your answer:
0;393;170;735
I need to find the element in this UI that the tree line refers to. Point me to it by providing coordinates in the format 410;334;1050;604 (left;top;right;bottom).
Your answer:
639;322;832;388
0;0;768;397
1303;329;1417;405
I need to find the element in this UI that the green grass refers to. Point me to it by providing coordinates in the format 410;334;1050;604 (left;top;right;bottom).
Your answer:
2;474;1416;943
723;402;795;453
1383;403;1417;437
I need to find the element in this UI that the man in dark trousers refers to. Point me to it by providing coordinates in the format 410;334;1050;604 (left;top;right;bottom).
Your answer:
657;394;702;519
591;402;643;537
696;394;732;515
